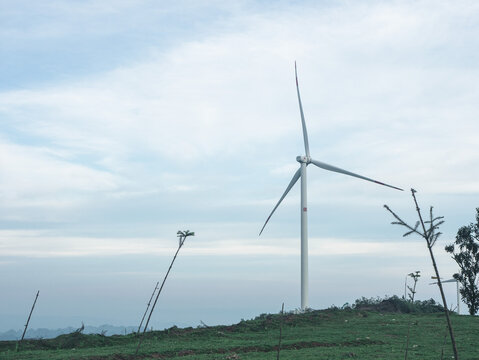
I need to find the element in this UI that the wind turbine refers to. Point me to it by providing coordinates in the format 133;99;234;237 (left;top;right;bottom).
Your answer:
259;63;403;310
430;277;460;315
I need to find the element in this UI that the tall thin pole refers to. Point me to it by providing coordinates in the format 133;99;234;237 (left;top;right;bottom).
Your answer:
276;302;285;360
21;290;39;341
137;281;159;334
404;275;408;299
300;162;308;310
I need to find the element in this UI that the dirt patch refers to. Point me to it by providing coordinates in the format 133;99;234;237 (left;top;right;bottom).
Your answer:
81;339;384;359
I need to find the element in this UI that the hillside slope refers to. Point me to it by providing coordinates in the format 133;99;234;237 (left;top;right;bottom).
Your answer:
1;300;478;360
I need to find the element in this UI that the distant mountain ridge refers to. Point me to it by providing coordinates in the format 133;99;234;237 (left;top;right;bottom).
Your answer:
0;324;137;341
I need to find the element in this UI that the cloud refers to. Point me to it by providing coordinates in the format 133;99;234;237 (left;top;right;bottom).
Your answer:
1;0;477;193
0;229;425;258
0;0;478;259
0;1;238;39
0;140;120;208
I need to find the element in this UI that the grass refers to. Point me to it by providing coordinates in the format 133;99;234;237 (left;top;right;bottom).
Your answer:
1;301;478;360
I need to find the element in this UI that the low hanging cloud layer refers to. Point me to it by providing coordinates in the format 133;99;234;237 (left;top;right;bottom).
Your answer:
0;229;427;258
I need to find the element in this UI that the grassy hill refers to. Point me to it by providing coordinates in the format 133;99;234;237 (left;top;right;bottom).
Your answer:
1;298;478;360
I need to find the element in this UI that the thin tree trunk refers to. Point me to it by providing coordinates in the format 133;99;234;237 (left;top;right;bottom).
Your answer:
440;325;448;360
410;275;418;302
404;275;408;299
412;192;459;360
137;281;159;334
21;290;39;341
426;244;459;359
404;322;411;360
135;240;185;355
404;275;418;360
16;290;40;352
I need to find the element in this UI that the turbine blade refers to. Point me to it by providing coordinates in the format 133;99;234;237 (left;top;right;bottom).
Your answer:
310;158;403;191
295;62;310;157
259;167;301;236
429;279;456;285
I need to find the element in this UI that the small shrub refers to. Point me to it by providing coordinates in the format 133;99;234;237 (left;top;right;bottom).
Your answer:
352;295;444;313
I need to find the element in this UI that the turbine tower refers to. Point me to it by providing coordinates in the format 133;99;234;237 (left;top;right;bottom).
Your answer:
259;63;403;310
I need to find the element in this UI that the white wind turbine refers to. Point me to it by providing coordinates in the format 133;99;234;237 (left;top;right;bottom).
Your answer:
259;63;403;310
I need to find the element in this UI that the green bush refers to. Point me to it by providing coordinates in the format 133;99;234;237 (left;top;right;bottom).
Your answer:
351;295;444;313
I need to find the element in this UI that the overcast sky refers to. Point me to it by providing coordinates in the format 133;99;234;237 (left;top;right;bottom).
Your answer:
1;0;478;332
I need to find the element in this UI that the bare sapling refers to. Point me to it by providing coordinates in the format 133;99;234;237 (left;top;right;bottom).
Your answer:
404;271;420;360
440;325;448;360
17;290;40;351
137;281;159;334
384;189;459;360
407;271;421;302
135;230;194;356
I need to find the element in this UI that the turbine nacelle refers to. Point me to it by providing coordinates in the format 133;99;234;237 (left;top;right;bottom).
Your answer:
296;155;311;164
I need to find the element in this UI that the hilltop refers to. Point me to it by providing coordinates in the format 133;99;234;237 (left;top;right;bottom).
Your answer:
1;297;478;360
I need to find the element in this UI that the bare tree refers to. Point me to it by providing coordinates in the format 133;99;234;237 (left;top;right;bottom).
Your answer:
384;189;458;360
16;290;40;352
407;271;421;302
20;290;39;341
135;230;194;356
403;270;420;360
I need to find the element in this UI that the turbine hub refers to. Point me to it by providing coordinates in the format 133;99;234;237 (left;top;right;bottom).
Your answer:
296;155;311;164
